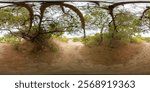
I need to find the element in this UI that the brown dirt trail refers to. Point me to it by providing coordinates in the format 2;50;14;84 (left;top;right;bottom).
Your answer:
0;41;150;74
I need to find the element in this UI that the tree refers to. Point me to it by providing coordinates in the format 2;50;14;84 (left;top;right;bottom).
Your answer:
109;9;141;42
0;2;85;52
83;5;110;44
140;7;150;34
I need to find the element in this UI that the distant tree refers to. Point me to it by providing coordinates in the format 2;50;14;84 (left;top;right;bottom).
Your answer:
83;5;110;44
109;9;141;41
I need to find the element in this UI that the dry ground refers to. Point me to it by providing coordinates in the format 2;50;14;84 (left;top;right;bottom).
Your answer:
0;40;150;74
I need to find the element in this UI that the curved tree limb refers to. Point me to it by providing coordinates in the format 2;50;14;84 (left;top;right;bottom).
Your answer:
140;7;150;20
62;3;86;37
39;2;86;37
14;2;34;33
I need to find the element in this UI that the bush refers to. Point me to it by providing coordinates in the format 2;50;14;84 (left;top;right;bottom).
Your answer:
0;35;21;44
80;32;143;46
0;35;23;51
130;37;143;43
72;37;81;42
80;33;101;45
71;33;112;46
142;37;150;42
52;35;69;42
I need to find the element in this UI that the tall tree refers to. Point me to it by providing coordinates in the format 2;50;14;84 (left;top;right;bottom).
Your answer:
83;5;110;44
109;9;141;41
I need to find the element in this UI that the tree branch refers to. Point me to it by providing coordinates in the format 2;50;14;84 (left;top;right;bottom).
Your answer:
14;2;34;33
140;7;150;20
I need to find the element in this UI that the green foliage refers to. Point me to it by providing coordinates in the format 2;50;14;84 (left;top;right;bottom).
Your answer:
109;10;141;44
130;37;143;43
83;6;109;29
0;34;22;50
72;37;81;42
0;35;21;44
0;7;29;28
76;33;101;45
72;33;111;45
52;35;69;42
71;32;144;46
84;14;93;23
142;37;150;42
114;31;130;43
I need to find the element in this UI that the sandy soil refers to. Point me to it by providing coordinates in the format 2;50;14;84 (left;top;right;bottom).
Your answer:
0;40;150;74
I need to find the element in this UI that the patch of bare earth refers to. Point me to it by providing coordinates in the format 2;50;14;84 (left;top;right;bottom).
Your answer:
0;41;150;74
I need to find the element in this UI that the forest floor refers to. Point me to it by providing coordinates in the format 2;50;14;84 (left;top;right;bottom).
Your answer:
0;40;150;74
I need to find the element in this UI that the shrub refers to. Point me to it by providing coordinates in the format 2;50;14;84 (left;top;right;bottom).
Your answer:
72;37;81;42
52;35;69;42
0;36;22;51
130;37;143;43
142;37;150;42
0;35;21;44
80;33;101;45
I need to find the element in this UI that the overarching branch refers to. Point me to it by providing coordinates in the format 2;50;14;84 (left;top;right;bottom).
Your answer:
39;2;65;31
39;2;86;37
140;6;150;20
61;3;86;38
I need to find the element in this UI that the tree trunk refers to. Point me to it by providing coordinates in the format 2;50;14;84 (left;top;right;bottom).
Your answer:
99;25;105;45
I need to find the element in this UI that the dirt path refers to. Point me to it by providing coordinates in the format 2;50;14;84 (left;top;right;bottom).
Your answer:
124;42;150;74
0;41;150;74
50;40;91;73
0;44;3;59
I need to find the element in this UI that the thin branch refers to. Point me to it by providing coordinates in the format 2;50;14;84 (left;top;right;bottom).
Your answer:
0;28;17;36
0;5;15;9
